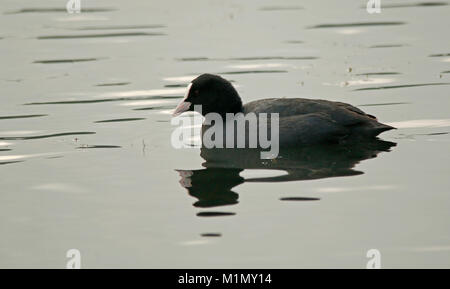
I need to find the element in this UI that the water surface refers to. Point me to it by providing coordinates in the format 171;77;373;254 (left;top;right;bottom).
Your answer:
0;0;449;268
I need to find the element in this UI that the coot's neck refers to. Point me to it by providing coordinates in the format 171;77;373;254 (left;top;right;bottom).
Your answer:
213;99;243;119
230;99;244;114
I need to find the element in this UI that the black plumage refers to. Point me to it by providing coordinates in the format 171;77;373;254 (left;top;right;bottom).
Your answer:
173;73;394;146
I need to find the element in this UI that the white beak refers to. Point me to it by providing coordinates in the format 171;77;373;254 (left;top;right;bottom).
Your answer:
172;83;193;116
172;101;192;116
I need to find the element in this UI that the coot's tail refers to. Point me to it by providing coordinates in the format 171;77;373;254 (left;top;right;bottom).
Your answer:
371;122;396;137
348;120;395;139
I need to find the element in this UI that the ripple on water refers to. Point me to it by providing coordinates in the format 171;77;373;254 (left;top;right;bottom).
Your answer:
74;24;166;30
196;212;236;217
133;105;175;111
227;63;290;69
376;2;448;9
94;118;146;123
369;44;407;48
200;233;222;237
429;53;450;57
308;22;406;29
163;75;199;82
0;153;62;164
0;114;47;120
77;145;122;149
97;88;186;99
164;84;188;88
280;197;321;201
358;102;410;107
353;82;450;91
32;183;87;193
355;72;401;76
240;169;288;179
5;7;116;14
218;70;288;75
119;99;177;107
229;56;317;61
37;32;165;40
24;95;182;106
33;58;102;64
340;78;395;87
176;56;318;61
95;82;130;87
387;119;450;129
259;6;303;11
418;132;449;136
0;161;23;166
316;185;395;193
0;132;95;140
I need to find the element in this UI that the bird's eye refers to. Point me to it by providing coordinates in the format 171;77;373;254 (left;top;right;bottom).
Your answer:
190;89;199;97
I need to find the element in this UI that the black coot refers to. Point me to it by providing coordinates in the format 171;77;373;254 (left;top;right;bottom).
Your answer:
173;73;394;145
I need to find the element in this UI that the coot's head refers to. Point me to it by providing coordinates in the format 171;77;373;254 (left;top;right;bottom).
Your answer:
172;74;243;117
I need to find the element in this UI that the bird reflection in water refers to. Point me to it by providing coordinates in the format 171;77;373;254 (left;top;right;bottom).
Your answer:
176;139;396;216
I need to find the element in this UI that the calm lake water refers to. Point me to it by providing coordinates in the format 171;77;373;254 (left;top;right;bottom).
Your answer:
1;0;449;268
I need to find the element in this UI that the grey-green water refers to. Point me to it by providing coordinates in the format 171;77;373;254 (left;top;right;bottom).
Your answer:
0;0;449;268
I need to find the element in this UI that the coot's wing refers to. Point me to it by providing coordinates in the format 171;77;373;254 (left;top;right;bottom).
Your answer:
277;113;350;145
245;98;371;121
244;98;394;140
